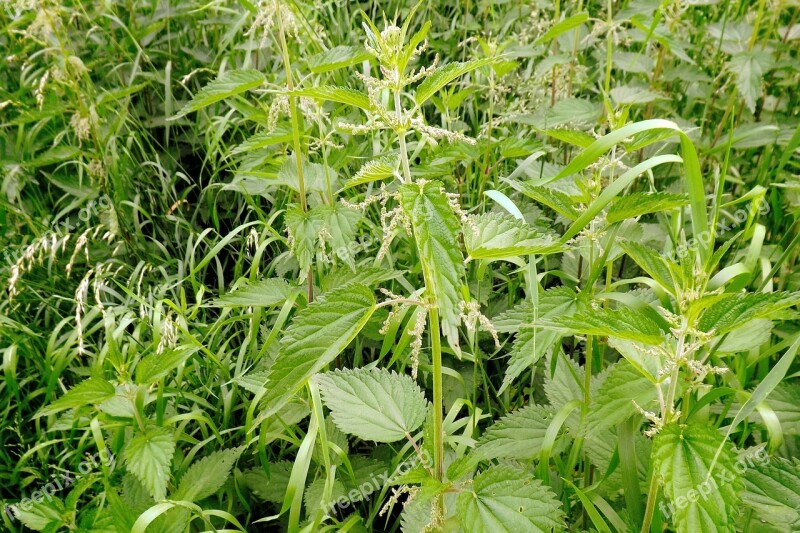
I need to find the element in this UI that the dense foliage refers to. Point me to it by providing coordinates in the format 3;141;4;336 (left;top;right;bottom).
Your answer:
1;0;799;531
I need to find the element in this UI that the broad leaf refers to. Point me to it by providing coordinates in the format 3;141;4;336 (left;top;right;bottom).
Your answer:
316;367;428;442
399;180;464;349
260;284;376;419
308;45;371;73
618;240;678;294
173;447;244;502
177;69;265;116
587;360;660;434
464;212;564;260
135;346;200;385
35;378;116;418
554;306;666;345
729;51;771;114
343;154;399;189
312;204;362;270
211;278;299;307
457;465;565;533
414;57;495;105
285;205;320;277
123;426;176;501
698;292;799;335
229;126;293;155
516;184;580;220
291;86;371;111
742;456;800;530
653;422;742;533
607;192;689;223
475;404;554;461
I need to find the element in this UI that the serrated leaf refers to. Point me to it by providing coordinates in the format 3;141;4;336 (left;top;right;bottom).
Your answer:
308;45;371;73
464;212;565;260
457;465;565;533
211;278;299;307
730;51;771;114
316;367;428;442
11;498;66;532
260;284;376;419
399;180;465;349
618;240;678;294
587;360;659;434
229;126;293;156
414;57;495;105
285;205;319;277
291;86;371;110
554;306;666;345
475;405;554;461
742;456;800;530
123;426;176;501
713;318;773;353
135;346;200;385
607;192;689;223
517;184;580;220
312;203;362;270
172;447;244;502
698;292;800;335
34;378;116;418
26;145;81;168
343;154;399;189
610;85;666;105
534;12;589;45
242;462;293;504
653;422;743;533
177;69;265;116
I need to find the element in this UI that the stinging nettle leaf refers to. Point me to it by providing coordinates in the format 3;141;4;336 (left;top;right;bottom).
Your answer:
259;284;376;421
414;57;496;105
211;278;299;308
343;154;400;189
474;404;554;461
35;378;116;418
607;192;689;223
464;212;565;260
172;447;244;502
308;45;371;73
123;426;176;501
554;306;666;345
399;180;465;349
653;422;743;533
135;345;200;385
316;367;428;442
457;465;565;533
742;456;800;530
587;360;660;434
176;69;265;116
291;86;372;111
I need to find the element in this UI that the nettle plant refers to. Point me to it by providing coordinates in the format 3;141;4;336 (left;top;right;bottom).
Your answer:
13;2;800;533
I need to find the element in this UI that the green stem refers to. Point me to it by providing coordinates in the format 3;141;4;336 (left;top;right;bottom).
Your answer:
640;469;660;533
395;89;412;184
429;306;445;484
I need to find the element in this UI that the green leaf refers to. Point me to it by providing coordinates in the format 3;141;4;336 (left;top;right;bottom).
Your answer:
260;284;376;420
610;85;666;105
698;292;800;335
34;378;116;418
607;192;689;223
742;456;800;530
285;205;320;277
516;184;580;220
554;306;665;345
312;204;362;270
464;213;565;260
457;465;565;533
343;154;399;189
475;405;554;461
729;51;772;114
399;180;465;349
653;422;743;533
135;346;200;385
10;498;66;532
618;240;678;294
308;45;371;73
414;57;495;105
534;12;590;46
291;86;372;111
176;69;265;116
316;367;428;443
172;447;244;502
229;126;293;155
211;278;299;307
587;360;659;434
123;426;176;501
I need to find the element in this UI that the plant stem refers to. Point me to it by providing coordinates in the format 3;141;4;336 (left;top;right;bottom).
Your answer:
395;89;412;184
276;13;313;302
429;306;445;483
